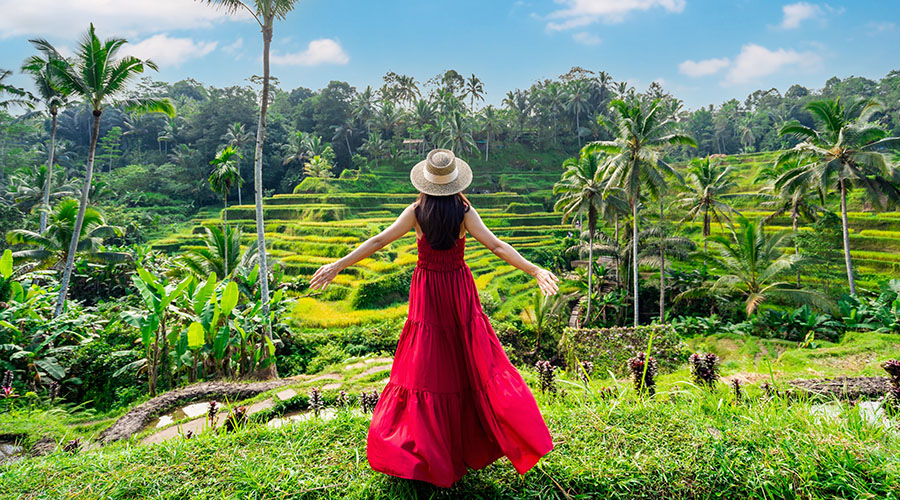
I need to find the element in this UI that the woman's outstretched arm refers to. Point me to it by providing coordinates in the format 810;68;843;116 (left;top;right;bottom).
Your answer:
309;204;417;290
464;207;559;296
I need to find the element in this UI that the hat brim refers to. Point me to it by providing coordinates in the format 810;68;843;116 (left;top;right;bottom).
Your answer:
409;157;473;196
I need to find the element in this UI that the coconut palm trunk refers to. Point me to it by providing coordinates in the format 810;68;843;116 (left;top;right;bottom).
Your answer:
632;198;639;327
702;204;710;253
54;110;100;317
223;193;229;277
792;201;801;287
839;179;856;295
40;110;58;233
586;229;593;324
254;20;277;379
659;197;665;323
614;212;620;285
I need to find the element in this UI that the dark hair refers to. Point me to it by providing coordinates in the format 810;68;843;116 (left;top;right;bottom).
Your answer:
415;193;470;250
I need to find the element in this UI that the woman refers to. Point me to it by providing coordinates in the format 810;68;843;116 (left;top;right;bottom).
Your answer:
310;149;557;487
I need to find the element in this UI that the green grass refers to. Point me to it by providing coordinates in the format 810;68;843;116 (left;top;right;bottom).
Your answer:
5;331;900;499
3;373;898;499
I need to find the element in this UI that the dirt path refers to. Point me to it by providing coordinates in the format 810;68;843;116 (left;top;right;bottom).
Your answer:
790;376;890;400
98;380;294;444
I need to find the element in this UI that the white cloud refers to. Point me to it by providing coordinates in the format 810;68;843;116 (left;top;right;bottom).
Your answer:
222;37;244;55
271;39;349;66
0;0;247;39
679;57;730;77
725;43;820;85
546;0;686;30
124;34;218;68
868;21;896;33
780;2;822;29
572;32;602;45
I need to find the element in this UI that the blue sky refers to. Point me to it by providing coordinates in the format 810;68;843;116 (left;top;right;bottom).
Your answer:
0;0;898;109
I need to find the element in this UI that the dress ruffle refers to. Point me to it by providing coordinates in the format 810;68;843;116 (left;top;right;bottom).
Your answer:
366;237;553;487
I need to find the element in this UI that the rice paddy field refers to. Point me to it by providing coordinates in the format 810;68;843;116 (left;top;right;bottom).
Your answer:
150;151;900;333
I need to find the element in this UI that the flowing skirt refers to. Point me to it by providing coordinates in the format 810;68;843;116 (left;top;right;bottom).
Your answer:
366;257;553;487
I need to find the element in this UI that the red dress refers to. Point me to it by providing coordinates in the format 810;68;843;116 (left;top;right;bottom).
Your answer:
366;236;554;487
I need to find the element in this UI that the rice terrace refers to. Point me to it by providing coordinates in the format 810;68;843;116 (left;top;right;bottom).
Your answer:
2;1;900;498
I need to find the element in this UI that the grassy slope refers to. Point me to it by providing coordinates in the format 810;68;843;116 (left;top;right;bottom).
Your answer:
3;331;900;499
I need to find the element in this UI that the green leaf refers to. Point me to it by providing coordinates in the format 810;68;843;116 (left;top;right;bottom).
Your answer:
161;276;192;310
213;326;230;358
221;281;239;317
187;321;205;350
0;249;12;279
175;331;188;357
193;273;217;315
10;282;23;302
113;358;147;378
35;357;65;379
265;335;276;356
0;320;20;334
132;273;160;311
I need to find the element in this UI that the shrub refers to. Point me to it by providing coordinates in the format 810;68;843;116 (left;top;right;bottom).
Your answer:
689;353;721;389
349;268;413;309
534;360;557;395
308;387;324;417
559;324;688;377
628;352;657;396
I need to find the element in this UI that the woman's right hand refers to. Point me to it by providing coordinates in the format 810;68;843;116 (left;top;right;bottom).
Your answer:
533;267;559;296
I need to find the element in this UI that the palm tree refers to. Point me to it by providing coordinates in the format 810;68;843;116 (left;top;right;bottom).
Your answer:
360;132;387;167
375;102;404;139
0;70;35;188
157;116;181;155
7;163;78;215
282;131;322;167
221;122;253;205
209;146;243;277
0;68;31;111
304;155;333;179
566;79;592;146
180;225;258;279
331;121;354;156
464;74;484;112
553;152;626;322
758;156;826;286
7;199;129;272
394;75;420;108
776;97;900;295
705;217;826;316
437;113;477;156
49;24;174;318
352;86;377;134
200;0;299;379
479;105;502;162
22;39;71;233
673;155;740;252
584;98;696;326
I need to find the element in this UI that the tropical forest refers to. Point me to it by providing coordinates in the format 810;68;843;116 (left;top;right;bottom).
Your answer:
1;1;900;498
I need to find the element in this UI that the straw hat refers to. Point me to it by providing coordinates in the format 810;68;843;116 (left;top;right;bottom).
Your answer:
409;149;473;196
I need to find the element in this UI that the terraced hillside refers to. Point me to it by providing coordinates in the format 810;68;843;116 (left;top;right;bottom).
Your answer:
151;151;900;330
153;171;569;328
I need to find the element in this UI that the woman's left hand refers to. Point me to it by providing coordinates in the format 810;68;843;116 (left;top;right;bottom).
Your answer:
310;263;340;290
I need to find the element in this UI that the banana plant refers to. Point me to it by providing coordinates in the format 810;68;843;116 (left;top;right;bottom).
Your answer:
181;274;242;379
122;267;191;396
0;249;23;304
0;328;68;392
